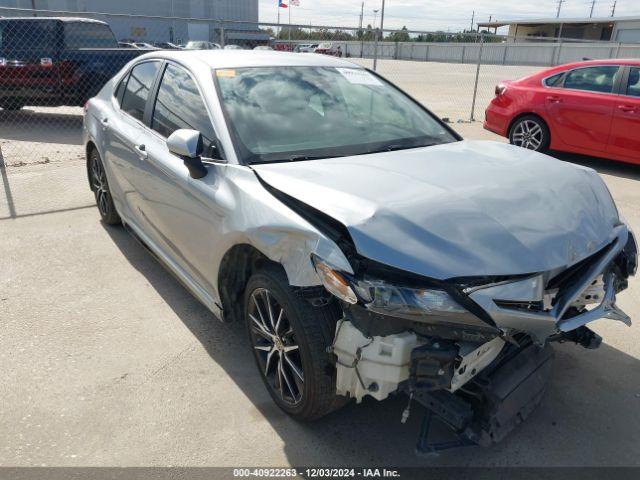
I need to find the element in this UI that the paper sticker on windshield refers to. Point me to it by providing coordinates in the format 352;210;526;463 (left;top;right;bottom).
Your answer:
336;68;381;86
216;69;236;78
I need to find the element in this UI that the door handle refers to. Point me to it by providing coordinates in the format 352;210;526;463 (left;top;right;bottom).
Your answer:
618;105;637;113
546;96;563;103
135;144;147;159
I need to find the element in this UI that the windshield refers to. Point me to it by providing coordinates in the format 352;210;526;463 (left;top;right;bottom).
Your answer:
215;66;457;164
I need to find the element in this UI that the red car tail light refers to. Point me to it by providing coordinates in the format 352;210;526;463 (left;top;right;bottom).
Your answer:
495;84;507;96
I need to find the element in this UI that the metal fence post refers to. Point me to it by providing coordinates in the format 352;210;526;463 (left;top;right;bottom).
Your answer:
470;33;484;122
373;28;380;70
615;42;622;58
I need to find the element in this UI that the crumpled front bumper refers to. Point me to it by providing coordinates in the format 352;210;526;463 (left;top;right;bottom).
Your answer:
467;224;636;345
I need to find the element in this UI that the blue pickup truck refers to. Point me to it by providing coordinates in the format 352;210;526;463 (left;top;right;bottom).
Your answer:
0;17;149;110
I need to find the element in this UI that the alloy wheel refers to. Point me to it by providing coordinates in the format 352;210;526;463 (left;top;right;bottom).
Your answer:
248;288;304;405
91;155;110;217
512;119;544;150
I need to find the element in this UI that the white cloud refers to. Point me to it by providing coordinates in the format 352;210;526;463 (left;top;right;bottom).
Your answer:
259;0;640;33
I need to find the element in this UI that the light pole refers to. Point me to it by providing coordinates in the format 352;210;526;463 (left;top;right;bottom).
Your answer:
373;0;386;70
373;9;379;29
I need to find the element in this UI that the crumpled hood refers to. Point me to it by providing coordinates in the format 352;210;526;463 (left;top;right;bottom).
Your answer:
253;141;620;280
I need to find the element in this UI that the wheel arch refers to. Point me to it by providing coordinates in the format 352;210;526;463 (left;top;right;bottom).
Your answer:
507;112;551;141
85;141;98;191
217;243;288;323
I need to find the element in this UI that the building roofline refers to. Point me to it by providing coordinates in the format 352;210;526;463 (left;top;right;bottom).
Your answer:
478;16;639;28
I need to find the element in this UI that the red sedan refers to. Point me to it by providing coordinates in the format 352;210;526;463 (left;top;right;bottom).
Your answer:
484;59;640;164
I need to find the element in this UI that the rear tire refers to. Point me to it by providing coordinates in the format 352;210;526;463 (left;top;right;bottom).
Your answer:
509;115;550;152
89;148;121;225
245;266;347;421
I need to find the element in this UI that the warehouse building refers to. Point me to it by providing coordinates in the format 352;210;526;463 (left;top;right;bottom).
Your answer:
0;0;270;45
479;16;640;43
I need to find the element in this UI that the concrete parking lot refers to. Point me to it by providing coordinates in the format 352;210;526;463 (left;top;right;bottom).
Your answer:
1;61;640;467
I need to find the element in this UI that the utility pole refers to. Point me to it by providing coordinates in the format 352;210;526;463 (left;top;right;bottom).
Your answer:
611;0;617;17
590;0;596;18
373;9;379;29
470;10;475;33
359;1;364;31
556;0;564;18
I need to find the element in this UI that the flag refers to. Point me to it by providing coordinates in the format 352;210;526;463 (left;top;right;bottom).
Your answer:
278;0;288;8
290;0;300;5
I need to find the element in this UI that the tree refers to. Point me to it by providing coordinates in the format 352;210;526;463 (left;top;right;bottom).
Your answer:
386;26;410;43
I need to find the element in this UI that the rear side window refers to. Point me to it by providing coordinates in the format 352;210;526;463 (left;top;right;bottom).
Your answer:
627;67;640;97
544;72;564;87
120;61;160;122
64;22;117;49
151;64;217;157
0;20;57;52
564;66;619;94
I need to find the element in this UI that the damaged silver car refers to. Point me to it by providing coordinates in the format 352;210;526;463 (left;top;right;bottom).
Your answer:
83;50;638;452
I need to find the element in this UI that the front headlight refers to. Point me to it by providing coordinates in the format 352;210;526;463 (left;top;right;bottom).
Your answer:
312;255;484;327
311;255;358;304
352;278;468;319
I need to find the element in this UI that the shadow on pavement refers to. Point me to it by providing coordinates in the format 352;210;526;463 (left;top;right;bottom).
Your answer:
102;223;640;467
0;108;83;146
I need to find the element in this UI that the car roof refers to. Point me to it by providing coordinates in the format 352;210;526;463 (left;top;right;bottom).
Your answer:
0;16;107;24
543;58;640;74
132;50;362;69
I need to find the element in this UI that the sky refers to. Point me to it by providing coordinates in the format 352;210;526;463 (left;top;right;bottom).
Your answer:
258;0;640;33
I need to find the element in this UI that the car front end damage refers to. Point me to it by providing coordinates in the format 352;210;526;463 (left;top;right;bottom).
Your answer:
314;225;637;453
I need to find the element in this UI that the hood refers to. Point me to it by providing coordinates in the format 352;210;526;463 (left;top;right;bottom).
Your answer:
253;141;620;280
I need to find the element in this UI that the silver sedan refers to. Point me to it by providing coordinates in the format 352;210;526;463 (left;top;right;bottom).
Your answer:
83;50;637;450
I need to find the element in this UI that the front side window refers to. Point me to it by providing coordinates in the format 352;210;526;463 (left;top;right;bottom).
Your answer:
151;64;217;157
627;67;640;97
120;61;160;122
215;66;457;164
64;22;117;49
563;66;619;94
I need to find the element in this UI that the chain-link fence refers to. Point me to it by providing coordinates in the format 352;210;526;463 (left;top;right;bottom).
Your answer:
1;5;639;167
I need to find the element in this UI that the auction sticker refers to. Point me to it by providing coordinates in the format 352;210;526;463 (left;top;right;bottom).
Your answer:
336;68;382;86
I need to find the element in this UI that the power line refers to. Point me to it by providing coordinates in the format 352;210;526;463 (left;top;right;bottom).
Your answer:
556;0;564;18
590;0;596;17
611;0;617;17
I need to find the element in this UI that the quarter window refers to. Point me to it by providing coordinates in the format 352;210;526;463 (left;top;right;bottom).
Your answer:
120;61;160;122
544;73;564;87
563;66;619;94
151;64;217;158
627;67;640;97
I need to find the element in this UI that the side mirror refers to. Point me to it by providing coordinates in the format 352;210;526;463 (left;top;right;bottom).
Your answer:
167;129;207;179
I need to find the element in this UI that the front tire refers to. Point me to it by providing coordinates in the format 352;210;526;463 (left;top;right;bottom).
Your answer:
509;115;550;152
245;266;346;420
89;148;121;225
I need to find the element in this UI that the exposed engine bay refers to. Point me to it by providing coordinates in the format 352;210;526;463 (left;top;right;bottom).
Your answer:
320;226;638;452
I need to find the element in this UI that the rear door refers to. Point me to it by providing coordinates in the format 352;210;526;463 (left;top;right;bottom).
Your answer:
104;60;161;226
607;66;640;162
0;20;62;106
545;65;620;154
